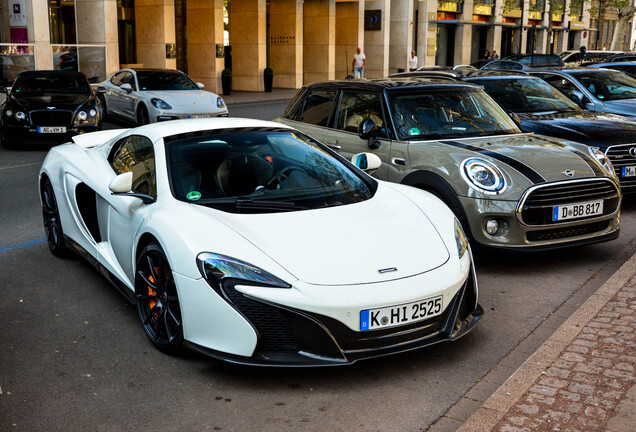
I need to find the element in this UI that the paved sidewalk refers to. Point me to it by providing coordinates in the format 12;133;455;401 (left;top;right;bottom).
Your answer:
443;252;636;432
221;88;299;106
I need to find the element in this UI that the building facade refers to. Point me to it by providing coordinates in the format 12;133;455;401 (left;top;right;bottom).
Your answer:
0;0;629;93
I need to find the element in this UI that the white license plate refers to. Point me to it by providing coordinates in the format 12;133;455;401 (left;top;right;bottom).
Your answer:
37;126;66;133
360;295;443;331
552;200;604;221
189;114;211;119
622;166;636;177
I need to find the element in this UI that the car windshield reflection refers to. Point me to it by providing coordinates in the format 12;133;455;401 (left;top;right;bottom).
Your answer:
12;73;90;94
468;77;581;113
166;130;374;212
388;88;520;140
136;71;200;91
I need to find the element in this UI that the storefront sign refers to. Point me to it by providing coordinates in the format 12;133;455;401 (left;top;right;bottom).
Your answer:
9;0;26;27
569;21;585;30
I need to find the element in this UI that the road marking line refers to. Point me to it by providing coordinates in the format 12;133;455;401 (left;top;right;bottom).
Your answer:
0;238;46;254
0;162;42;171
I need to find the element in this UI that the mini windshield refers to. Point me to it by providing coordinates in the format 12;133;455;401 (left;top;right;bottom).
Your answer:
136;71;199;91
166;129;374;213
468;77;581;113
388;88;520;140
570;70;636;101
12;74;90;94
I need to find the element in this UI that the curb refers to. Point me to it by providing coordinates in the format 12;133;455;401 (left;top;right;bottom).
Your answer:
224;97;295;107
455;250;636;432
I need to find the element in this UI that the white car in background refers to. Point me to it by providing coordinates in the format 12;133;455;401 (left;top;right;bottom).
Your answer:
96;68;228;125
38;118;482;365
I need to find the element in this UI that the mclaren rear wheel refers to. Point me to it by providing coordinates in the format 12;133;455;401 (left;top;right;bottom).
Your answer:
41;177;71;257
135;242;183;352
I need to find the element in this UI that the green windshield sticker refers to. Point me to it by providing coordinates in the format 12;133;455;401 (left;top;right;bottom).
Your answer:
598;95;604;99
187;191;201;201
408;128;421;136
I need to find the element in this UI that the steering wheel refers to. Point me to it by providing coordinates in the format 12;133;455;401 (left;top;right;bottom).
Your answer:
265;166;306;190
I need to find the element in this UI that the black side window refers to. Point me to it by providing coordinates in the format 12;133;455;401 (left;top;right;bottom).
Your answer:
336;92;386;137
297;91;336;126
109;135;156;197
543;75;578;95
110;72;124;86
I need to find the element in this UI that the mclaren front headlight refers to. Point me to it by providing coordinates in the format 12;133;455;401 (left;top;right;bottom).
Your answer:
197;252;291;289
460;158;507;194
589;147;616;177
454;218;469;259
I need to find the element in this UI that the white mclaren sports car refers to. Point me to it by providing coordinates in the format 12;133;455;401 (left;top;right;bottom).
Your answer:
96;68;228;125
39;118;482;365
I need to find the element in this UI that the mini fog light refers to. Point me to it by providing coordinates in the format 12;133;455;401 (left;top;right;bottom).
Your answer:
486;219;499;235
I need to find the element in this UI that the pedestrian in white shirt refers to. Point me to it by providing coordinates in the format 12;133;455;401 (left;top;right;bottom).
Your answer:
352;47;366;78
409;51;418;71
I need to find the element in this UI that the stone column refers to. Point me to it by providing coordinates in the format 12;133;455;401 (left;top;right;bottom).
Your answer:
135;0;177;69
29;0;52;70
512;0;530;54
487;1;503;55
389;0;414;73
336;1;364;78
418;0;437;66
186;0;224;93
75;0;118;80
270;0;303;88
303;0;335;84
230;0;266;91
456;0;474;64
364;0;390;78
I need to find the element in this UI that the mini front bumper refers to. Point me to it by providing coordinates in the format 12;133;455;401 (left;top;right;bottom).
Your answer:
184;265;483;366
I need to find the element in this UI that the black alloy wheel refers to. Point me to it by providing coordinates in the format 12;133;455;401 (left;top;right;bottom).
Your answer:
137;104;149;126
135;242;183;352
41;178;70;257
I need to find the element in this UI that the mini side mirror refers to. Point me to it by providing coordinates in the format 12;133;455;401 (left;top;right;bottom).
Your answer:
357;117;381;150
121;83;133;93
196;82;205;89
351;152;382;174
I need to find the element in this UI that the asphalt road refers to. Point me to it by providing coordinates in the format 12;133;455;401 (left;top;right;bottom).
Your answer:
1;104;636;431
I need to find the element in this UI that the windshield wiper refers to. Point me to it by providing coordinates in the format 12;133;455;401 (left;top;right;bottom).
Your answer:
235;197;308;211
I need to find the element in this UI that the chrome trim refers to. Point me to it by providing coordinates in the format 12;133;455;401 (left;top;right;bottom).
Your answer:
459;157;508;195
515;177;621;228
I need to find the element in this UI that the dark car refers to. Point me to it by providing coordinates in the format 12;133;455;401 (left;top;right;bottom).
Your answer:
504;54;564;68
457;70;636;194
588;62;636;79
1;70;102;148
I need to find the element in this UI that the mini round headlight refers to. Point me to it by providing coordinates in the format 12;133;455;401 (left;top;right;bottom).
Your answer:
77;111;88;121
589;147;615;177
15;111;26;121
5;109;12;117
461;158;507;194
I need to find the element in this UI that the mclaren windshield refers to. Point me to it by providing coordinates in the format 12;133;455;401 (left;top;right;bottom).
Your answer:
466;77;581;113
166;129;374;213
388;87;520;140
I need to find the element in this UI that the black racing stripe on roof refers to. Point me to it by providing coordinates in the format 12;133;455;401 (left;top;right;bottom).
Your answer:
163;127;292;143
440;140;546;184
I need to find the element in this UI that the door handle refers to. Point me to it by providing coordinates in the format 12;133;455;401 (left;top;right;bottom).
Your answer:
392;158;406;166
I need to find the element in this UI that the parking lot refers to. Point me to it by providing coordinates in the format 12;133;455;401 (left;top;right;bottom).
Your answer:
1;102;636;431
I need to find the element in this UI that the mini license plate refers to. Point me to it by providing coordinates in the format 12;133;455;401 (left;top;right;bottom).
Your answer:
38;126;66;133
552;200;604;221
360;295;443;331
622;166;636;177
189;114;211;119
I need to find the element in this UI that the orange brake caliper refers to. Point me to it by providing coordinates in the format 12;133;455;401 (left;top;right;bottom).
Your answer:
148;266;159;311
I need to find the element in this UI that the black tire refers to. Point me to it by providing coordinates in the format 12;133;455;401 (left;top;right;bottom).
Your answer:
41;178;71;257
135;242;183;352
137;104;149;126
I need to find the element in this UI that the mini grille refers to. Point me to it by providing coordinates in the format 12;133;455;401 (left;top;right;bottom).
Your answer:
30;110;73;126
520;179;620;225
606;144;636;193
526;221;610;241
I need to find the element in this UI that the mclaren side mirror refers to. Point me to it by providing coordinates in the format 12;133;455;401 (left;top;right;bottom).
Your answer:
357;117;381;150
120;83;133;93
109;172;155;204
351;152;382;174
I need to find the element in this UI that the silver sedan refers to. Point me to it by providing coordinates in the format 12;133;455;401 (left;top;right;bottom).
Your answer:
96;68;228;125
